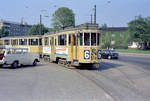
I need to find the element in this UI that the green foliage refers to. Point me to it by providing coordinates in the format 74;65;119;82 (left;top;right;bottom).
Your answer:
128;15;150;42
27;24;49;35
101;23;107;28
116;48;150;54
101;30;130;49
0;27;9;37
52;7;75;30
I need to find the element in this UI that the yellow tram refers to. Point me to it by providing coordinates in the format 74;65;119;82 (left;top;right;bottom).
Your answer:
0;23;102;67
0;35;43;57
42;23;102;67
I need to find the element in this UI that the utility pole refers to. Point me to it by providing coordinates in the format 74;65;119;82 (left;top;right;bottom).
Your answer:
94;5;96;24
40;15;42;35
91;14;93;24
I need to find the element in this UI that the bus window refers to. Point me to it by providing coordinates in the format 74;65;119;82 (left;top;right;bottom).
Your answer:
19;39;27;45
91;33;96;46
84;33;90;46
79;33;83;46
97;33;100;46
4;40;10;45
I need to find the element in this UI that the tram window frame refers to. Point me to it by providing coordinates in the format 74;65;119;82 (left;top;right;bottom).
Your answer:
68;34;71;46
44;37;49;46
97;33;100;46
58;34;66;46
39;38;42;45
84;33;90;46
91;33;96;46
29;39;38;46
79;33;83;46
11;39;18;45
19;39;27;45
4;39;10;45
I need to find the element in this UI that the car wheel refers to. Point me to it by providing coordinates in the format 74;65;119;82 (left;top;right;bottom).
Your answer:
0;64;3;68
108;56;111;59
12;61;19;69
33;60;37;66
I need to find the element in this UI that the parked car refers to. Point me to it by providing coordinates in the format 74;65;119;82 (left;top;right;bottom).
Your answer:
0;47;40;68
101;49;119;59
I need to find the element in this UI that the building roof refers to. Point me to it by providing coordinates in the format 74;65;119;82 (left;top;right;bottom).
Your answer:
99;27;128;32
0;20;32;27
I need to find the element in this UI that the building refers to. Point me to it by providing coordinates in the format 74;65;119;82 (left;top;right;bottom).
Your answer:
99;27;130;49
0;20;32;36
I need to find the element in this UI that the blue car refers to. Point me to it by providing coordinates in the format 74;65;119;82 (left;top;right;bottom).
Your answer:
101;50;119;59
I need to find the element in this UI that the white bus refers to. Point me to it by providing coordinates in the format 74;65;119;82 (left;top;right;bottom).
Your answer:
0;46;39;68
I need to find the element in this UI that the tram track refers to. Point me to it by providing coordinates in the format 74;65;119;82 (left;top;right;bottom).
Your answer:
72;61;150;101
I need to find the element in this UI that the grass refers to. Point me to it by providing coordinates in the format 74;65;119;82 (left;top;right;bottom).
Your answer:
116;48;150;54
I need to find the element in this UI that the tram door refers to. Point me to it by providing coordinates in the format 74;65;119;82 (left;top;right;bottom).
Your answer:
51;37;55;61
71;34;78;60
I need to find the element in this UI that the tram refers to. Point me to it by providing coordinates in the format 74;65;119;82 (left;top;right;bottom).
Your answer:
0;35;43;57
0;23;102;67
42;23;102;67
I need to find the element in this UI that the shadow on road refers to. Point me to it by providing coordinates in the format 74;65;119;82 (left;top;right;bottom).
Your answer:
76;61;123;71
0;63;46;70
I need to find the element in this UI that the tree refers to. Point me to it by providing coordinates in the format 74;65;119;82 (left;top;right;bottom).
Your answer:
128;15;150;49
27;24;49;35
52;7;75;30
101;23;107;28
0;27;9;37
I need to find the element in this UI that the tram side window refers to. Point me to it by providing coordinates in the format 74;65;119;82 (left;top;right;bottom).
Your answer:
4;40;10;45
19;39;27;45
91;33;96;46
44;37;49;46
39;38;42;45
68;34;71;45
79;33;83;46
97;33;100;45
12;39;18;45
84;33;90;46
58;35;66;46
29;39;38;45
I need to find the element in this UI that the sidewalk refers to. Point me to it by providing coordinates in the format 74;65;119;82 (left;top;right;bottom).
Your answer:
119;52;150;57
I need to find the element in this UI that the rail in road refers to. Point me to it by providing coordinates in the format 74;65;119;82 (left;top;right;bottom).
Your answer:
43;58;150;101
72;61;150;101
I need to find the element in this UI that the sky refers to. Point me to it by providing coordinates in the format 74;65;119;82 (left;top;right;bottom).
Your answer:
0;0;150;28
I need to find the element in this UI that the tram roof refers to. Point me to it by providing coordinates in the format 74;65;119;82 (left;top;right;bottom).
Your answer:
44;23;99;35
0;35;42;39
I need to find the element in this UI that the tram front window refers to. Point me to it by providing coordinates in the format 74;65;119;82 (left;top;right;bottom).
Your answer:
97;33;100;46
84;33;90;46
91;33;96;46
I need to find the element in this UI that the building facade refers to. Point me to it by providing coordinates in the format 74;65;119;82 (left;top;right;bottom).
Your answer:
0;20;32;36
99;27;130;49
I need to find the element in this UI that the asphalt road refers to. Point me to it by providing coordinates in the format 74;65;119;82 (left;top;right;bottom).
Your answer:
0;61;114;101
118;53;150;70
0;54;150;101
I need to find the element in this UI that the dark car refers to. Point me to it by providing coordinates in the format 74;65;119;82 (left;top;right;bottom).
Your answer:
101;50;119;59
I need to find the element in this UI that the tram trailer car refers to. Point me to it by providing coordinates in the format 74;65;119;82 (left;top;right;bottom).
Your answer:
42;23;102;67
0;35;43;58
